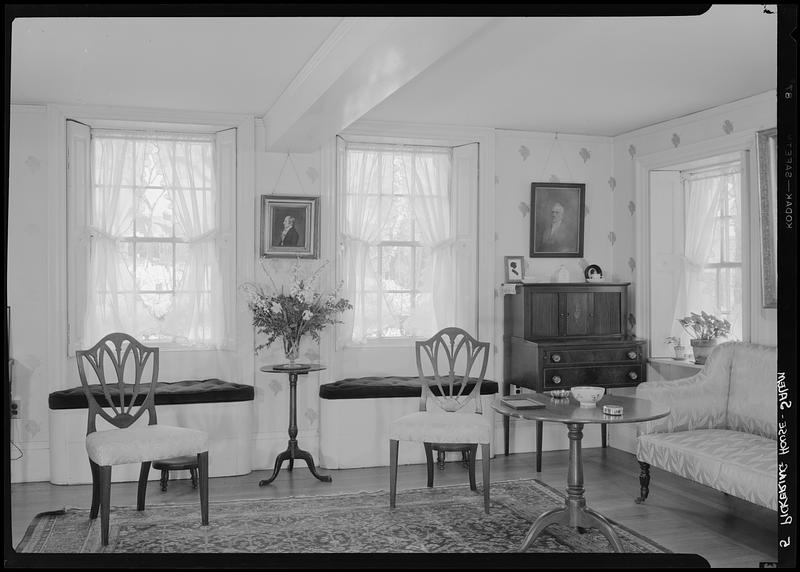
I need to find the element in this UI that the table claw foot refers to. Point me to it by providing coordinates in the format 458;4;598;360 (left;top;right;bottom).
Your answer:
583;507;624;552
259;450;290;486
519;506;568;552
296;449;332;483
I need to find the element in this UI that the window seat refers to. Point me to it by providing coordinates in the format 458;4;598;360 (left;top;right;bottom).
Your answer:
317;376;499;470
48;379;254;485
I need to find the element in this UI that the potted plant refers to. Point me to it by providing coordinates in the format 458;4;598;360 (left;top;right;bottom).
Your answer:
664;336;685;360
677;311;732;365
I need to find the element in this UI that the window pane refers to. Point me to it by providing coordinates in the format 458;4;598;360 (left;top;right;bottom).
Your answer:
116;241;136;291
135;242;174;292
382;292;411;336
380;196;414;241
415;247;432;292
135;188;173;238
138;293;174;322
382;246;414;291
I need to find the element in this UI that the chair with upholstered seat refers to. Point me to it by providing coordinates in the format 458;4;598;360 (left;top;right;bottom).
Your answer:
388;327;492;513
76;332;210;545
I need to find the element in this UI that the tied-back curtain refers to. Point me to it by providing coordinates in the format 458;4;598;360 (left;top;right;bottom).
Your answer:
398;149;454;330
341;146;392;342
83;130;224;348
341;142;453;342
156;137;224;345
670;169;725;337
83;136;140;343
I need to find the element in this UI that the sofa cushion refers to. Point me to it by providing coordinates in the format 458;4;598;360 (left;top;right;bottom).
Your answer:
637;428;776;511
727;343;777;439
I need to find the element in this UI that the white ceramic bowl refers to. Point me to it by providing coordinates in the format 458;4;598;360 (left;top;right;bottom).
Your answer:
571;386;605;408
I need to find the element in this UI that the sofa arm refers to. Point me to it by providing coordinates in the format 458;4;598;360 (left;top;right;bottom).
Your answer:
636;370;729;436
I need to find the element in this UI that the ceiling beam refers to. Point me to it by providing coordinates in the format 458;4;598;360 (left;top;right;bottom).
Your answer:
261;17;495;153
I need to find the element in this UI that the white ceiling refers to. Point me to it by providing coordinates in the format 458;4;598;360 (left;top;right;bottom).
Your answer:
10;6;777;149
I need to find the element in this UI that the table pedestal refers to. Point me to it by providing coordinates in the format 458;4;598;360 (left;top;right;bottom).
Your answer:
259;368;331;485
520;422;623;552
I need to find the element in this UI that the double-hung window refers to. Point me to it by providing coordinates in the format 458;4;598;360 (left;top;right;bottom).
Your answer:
339;141;478;343
67;121;236;351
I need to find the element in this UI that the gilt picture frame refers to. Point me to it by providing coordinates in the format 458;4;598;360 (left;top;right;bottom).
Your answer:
260;195;319;259
756;128;777;308
530;182;585;258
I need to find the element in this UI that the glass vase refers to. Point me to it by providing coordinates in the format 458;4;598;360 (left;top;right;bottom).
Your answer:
282;335;302;367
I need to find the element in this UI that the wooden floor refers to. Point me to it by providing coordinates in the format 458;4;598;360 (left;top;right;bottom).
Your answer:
9;448;777;567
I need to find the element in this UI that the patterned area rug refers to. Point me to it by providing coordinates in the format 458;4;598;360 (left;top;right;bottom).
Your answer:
17;478;670;554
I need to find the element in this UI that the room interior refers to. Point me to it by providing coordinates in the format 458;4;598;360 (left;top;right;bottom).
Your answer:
5;5;786;566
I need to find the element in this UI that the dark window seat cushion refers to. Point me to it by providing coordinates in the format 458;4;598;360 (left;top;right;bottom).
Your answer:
319;376;499;400
48;379;255;410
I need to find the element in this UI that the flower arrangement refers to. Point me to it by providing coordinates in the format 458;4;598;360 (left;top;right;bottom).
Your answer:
241;259;352;362
677;311;731;341
664;336;682;346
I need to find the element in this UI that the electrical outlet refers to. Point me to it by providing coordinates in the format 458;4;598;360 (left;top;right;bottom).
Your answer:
10;400;20;418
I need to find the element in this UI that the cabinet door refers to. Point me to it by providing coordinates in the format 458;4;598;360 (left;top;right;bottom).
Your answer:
526;291;559;338
560;293;591;336
591;292;623;336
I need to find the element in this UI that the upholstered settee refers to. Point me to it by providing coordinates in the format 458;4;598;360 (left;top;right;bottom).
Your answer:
634;341;777;511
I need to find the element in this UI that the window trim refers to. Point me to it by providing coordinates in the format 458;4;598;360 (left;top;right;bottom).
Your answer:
338;138;461;344
634;131;757;353
65;118;238;354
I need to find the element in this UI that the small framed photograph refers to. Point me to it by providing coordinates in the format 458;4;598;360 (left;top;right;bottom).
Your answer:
530;182;585;258
260;195;319;258
504;256;525;283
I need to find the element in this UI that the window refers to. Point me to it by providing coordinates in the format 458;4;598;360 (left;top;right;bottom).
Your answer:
339;141;477;343
648;154;745;356
67;122;236;350
686;162;743;338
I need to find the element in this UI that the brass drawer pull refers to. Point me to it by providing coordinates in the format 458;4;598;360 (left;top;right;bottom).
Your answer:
551;354;562;363
628;371;639;381
551;375;562;385
627;350;638;360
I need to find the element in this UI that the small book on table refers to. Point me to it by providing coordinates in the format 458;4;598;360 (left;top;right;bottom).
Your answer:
501;396;546;410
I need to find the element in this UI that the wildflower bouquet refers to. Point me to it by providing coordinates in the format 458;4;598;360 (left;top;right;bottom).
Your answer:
241;259;352;362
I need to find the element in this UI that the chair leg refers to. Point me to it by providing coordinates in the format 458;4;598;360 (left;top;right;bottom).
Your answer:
467;444;478;491
481;443;491;514
389;439;399;509
437;450;446;470
99;465;112;546
536;421;543;472
137;462;151;511
190;467;198;489
423;443;434;488
634;461;651;504
89;460;101;519
160;469;169;492
198;452;209;526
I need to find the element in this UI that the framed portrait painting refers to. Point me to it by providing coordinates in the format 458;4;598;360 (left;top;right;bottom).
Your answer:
260;195;319;258
529;182;585;258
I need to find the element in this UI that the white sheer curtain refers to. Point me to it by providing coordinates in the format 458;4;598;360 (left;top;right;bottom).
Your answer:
399;148;454;330
341;143;454;342
156;137;225;346
83;131;224;347
670;170;724;336
83;136;139;343
341;146;392;342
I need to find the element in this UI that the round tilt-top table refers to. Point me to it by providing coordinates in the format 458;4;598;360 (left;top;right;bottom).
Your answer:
259;363;331;485
492;392;669;552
